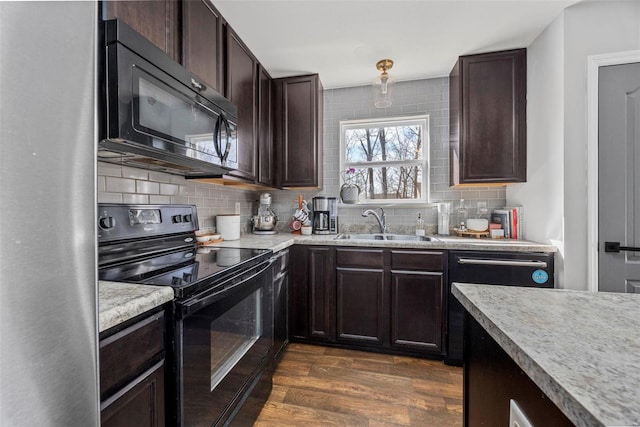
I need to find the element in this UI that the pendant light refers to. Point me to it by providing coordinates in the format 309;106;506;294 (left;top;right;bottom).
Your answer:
372;59;395;108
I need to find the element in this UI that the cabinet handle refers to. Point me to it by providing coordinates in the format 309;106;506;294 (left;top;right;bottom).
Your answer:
457;258;547;268
191;78;205;92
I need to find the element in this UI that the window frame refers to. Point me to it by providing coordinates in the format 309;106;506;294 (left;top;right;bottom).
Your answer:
339;114;430;206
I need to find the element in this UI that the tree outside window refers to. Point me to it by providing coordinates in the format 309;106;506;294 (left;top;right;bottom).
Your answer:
340;115;429;204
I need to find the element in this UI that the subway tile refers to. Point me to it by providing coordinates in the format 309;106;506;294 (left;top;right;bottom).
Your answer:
123;194;149;204
105;177;136;193
148;170;173;183
160;183;180;196
136;180;160;194
122;166;148;180
149;195;171;204
170;195;190;204
97;162;122;177
97;176;106;192
98;192;123;204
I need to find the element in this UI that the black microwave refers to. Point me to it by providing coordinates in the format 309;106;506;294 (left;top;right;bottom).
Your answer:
99;20;237;177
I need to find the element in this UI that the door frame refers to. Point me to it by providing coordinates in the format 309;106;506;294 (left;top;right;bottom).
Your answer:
586;50;640;292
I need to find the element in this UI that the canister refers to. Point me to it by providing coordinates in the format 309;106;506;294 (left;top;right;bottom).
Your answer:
216;214;241;240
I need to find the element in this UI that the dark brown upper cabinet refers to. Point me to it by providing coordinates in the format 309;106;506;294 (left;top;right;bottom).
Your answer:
257;65;273;187
449;48;526;186
182;0;224;93
225;26;257;182
273;74;324;188
102;0;180;62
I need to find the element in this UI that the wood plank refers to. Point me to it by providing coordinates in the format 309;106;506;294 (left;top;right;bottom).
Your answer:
255;343;462;426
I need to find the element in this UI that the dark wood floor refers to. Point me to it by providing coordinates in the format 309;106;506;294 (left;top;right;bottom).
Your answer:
254;343;463;426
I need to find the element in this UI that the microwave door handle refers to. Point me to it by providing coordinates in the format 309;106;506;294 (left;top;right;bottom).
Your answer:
220;113;232;162
213;115;224;161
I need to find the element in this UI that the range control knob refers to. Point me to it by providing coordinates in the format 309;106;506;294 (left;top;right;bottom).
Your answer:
98;215;115;230
182;214;192;223
172;215;183;223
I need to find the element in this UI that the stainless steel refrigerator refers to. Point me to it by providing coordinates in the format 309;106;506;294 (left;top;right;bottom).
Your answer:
0;2;100;425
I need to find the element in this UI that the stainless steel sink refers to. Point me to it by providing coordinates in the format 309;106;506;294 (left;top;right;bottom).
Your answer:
335;233;386;240
335;233;438;242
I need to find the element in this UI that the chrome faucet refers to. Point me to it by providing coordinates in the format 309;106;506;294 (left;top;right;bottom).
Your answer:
362;208;387;234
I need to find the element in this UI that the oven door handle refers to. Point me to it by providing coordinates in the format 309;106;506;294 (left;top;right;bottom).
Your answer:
179;259;275;317
457;258;548;268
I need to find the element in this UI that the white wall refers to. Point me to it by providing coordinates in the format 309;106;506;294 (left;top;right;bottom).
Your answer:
507;14;566;285
507;0;640;289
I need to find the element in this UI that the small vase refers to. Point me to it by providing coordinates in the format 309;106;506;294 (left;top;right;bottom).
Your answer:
340;183;360;204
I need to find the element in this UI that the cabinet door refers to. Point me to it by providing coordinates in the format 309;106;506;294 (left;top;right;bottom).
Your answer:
273;74;323;188
336;268;385;346
390;271;444;353
450;48;526;185
182;0;223;92
308;247;335;340
101;361;165;427
103;0;180;62
257;65;273;186
289;246;335;341
225;26;257;181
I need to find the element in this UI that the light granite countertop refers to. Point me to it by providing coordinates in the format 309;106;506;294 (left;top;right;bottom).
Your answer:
98;281;174;333
98;234;555;333
452;283;640;427
206;232;557;253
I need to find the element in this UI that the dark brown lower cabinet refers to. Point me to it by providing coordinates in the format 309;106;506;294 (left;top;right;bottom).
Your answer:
336;267;385;346
290;245;335;341
390;271;444;353
465;314;572;426
291;245;445;357
100;310;166;426
101;362;165;427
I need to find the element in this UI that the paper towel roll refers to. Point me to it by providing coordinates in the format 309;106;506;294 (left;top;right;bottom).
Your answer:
216;214;241;240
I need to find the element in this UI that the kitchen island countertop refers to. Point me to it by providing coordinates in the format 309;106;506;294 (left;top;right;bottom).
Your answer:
453;283;640;427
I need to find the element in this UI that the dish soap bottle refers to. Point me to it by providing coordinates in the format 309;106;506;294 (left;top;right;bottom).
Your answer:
415;212;425;236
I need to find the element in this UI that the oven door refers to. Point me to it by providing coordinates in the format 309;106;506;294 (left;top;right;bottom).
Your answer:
174;259;274;426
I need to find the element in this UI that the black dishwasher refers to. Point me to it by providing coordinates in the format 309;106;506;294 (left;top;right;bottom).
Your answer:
445;250;554;366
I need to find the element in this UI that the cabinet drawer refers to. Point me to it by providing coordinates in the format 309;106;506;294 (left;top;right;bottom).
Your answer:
336;248;384;269
390;250;444;271
100;311;165;399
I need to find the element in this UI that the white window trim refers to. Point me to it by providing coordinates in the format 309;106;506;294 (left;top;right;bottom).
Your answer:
339;114;430;206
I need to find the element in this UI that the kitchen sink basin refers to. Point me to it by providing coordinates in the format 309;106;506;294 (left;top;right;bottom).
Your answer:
335;233;438;242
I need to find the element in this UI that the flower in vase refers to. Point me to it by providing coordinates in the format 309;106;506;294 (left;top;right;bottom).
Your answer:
341;167;357;186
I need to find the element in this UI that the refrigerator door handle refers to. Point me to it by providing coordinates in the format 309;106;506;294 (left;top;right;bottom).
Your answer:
457;258;548;268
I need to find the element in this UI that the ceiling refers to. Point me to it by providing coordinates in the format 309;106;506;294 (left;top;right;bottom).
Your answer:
214;0;581;89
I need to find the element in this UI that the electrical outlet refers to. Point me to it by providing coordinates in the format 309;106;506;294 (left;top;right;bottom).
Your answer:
234;202;241;214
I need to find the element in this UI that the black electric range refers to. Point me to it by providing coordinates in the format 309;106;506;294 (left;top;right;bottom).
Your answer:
97;204;275;426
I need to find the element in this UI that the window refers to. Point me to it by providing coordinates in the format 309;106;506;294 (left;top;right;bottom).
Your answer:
339;115;429;204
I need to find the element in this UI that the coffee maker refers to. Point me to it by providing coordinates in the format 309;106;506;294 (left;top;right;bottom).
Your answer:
312;197;338;234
